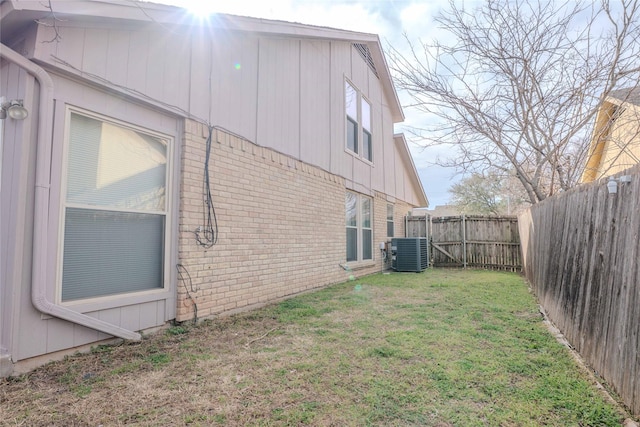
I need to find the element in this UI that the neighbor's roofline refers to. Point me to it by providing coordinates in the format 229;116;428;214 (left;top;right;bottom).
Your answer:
607;86;640;107
1;0;404;121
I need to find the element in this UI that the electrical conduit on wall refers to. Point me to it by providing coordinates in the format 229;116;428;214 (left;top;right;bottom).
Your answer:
0;43;141;341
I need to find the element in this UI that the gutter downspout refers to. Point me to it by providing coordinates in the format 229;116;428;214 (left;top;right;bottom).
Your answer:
0;43;141;341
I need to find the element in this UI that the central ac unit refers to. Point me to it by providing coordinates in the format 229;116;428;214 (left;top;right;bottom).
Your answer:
391;237;429;272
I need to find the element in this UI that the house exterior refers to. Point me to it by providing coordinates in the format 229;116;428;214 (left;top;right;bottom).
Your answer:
0;1;427;375
414;205;462;218
581;87;640;182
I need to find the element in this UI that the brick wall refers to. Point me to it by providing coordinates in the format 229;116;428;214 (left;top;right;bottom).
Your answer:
178;122;416;321
395;200;414;238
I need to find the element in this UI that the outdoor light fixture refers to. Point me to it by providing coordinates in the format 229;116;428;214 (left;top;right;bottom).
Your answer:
0;97;29;120
607;177;618;194
607;175;632;195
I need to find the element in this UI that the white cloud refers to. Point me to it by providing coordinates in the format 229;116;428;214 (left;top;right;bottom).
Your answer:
398;2;437;34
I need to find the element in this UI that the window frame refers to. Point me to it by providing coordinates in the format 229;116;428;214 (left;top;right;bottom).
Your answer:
346;116;358;154
345;81;359;155
346;191;373;263
57;107;174;307
345;79;373;163
361;96;372;162
387;204;394;238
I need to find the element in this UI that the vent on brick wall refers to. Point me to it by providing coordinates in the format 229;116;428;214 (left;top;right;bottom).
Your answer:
353;43;379;78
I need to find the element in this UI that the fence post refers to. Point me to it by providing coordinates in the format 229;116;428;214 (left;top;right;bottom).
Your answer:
462;215;467;268
405;213;410;238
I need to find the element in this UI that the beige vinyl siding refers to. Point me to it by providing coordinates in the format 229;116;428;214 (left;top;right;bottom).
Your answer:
329;41;354;180
104;29;130;86
394;145;407;202
383;123;397;196
257;37;301;155
81;27;110;78
349;44;369;98
353;157;372;192
300;40;332;170
29;22;422;209
1;62;38;365
17;302;166;360
210;33;260;141
370;70;386;192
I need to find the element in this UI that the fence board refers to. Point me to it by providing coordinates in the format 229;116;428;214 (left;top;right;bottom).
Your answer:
406;215;429;238
431;215;521;271
518;164;640;417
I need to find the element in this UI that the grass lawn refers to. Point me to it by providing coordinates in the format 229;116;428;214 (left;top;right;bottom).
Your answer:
0;269;629;426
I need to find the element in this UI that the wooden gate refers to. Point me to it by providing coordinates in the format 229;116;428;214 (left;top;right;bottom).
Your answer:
431;215;521;271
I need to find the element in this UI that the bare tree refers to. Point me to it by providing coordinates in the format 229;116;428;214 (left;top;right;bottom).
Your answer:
388;0;640;204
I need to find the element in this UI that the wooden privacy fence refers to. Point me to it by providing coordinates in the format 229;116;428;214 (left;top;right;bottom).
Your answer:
431;216;521;271
518;164;640;417
407;215;522;271
406;215;429;238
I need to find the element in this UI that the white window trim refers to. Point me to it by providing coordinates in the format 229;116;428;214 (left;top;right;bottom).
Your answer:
56;106;174;309
361;95;373;163
346;191;374;263
345;78;374;164
387;203;394;238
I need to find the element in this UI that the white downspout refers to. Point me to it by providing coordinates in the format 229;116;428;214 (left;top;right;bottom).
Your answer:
0;44;141;341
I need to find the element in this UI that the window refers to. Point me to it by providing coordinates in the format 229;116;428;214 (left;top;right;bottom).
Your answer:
362;197;372;260
346;192;373;262
345;82;358;154
345;80;373;162
362;98;372;161
346;192;358;262
61;111;170;302
387;204;394;237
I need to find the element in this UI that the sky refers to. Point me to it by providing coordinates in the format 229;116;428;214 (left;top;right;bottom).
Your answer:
155;0;466;207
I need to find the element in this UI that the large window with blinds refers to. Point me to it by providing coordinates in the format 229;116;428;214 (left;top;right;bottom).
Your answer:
61;110;170;302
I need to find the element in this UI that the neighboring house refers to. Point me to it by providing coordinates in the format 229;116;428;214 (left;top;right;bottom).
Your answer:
581;86;640;182
0;1;427;375
414;205;462;218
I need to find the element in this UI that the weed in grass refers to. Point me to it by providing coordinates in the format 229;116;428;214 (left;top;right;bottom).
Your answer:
146;353;171;366
273;299;325;322
211;414;227;424
91;344;114;354
110;360;143;375
167;325;188;335
183;413;209;424
73;383;92;398
369;346;397;358
184;352;214;362
271;402;318;424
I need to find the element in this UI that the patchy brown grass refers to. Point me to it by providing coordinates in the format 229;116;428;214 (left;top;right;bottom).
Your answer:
0;270;631;426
